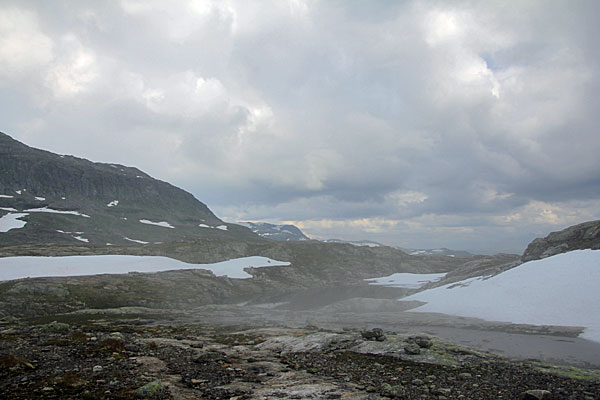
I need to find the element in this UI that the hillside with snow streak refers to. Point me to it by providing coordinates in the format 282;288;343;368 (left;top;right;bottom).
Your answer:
403;249;600;342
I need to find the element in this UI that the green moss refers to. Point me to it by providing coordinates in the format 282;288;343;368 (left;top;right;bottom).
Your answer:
531;362;600;382
211;333;265;346
135;380;168;398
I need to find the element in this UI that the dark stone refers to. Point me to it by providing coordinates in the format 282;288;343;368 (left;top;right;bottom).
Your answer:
361;328;386;341
409;335;433;348
404;343;421;355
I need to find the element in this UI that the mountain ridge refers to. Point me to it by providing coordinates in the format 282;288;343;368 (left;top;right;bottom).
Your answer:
0;131;260;246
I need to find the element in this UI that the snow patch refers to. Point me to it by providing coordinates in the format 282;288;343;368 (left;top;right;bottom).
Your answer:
0;207;18;212
0;213;28;232
403;250;600;343
56;230;89;243
124;237;149;244
365;272;447;289
107;200;119;207
198;223;228;230
0;194;14;198
0;255;291;281
35;196;45;201
15;190;22;195
139;219;174;229
24;207;90;218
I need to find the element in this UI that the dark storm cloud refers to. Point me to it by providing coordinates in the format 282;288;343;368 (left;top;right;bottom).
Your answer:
1;0;599;253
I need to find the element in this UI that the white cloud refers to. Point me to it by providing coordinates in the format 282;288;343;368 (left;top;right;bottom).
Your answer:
0;7;53;84
141;70;228;118
120;0;237;42
45;34;98;98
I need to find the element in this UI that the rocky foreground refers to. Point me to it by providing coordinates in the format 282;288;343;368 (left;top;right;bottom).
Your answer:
1;315;599;400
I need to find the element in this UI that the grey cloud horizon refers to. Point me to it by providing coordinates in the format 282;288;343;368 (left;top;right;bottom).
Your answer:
1;0;599;254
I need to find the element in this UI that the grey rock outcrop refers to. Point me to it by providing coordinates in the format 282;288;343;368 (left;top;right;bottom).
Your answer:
361;328;386;341
522;220;600;261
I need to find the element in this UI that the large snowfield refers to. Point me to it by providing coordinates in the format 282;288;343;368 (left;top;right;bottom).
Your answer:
0;255;291;281
402;249;600;342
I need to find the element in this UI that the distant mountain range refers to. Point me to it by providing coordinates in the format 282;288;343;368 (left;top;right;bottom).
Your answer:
323;239;384;248
237;221;476;257
0;132;259;246
238;221;311;241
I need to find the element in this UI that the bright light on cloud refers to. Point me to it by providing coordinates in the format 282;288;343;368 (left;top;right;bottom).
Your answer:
0;7;53;84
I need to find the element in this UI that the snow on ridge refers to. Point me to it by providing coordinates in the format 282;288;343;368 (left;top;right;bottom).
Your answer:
56;230;89;243
24;207;90;218
199;223;228;230
1;207;18;212
365;272;447;289
403;249;600;343
0;213;28;232
0;194;14;198
139;219;174;229
0;255;291;281
124;237;149;244
107;200;119;207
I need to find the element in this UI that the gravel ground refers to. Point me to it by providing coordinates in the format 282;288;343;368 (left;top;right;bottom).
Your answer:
1;318;599;399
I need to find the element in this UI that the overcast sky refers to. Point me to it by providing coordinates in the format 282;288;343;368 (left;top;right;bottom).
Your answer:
1;0;599;254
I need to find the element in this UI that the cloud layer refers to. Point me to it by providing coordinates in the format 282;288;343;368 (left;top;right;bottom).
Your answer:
1;0;599;253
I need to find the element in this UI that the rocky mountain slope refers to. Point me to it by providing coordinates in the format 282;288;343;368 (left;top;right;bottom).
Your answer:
522;220;600;261
0;132;259;246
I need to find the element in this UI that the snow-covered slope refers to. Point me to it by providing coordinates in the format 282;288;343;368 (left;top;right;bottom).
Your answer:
403;249;600;342
0;255;290;281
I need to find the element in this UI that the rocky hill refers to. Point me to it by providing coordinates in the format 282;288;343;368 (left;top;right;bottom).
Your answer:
522;220;600;261
0;132;259;246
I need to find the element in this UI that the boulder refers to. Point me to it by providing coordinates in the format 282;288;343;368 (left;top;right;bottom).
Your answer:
408;335;433;348
361;328;386;342
522;220;600;261
135;381;168;398
403;343;421;355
